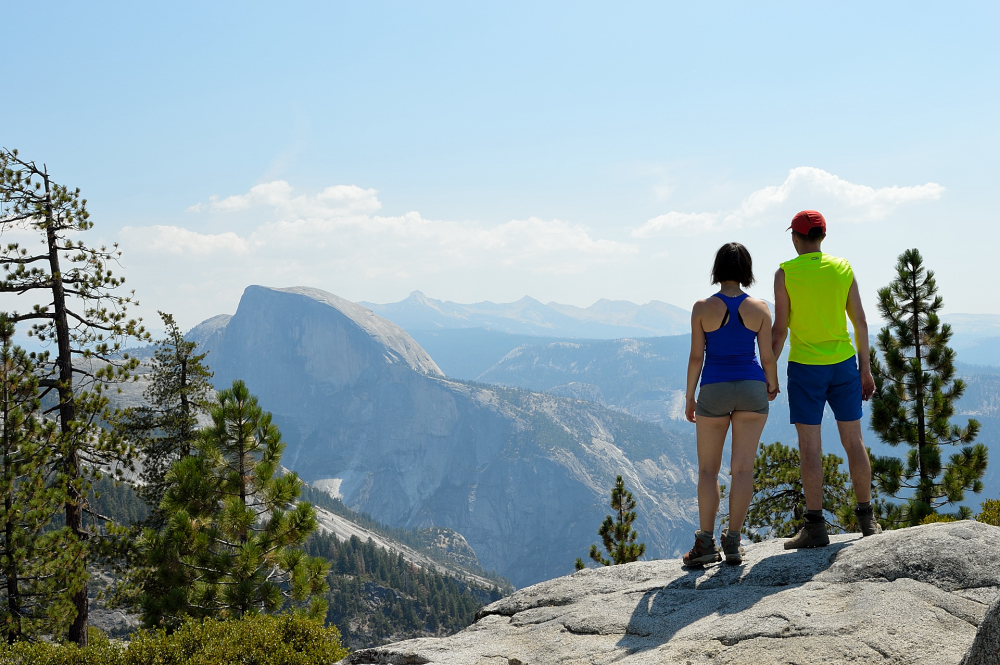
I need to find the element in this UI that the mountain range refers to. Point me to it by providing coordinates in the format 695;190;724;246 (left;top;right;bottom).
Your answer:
358;291;690;338
181;288;1000;589
188;286;702;588
405;329;1000;506
359;292;1000;368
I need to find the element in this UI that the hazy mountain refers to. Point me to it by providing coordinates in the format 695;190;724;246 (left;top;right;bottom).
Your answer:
360;295;1000;366
944;313;1000;339
359;291;689;338
191;286;701;588
477;336;690;425
463;332;1000;504
935;313;1000;367
407;329;587;380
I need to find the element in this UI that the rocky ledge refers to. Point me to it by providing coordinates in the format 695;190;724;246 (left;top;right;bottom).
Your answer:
339;521;1000;665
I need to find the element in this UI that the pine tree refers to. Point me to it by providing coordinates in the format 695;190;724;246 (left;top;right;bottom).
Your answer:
586;475;645;567
739;442;853;542
115;311;213;527
869;248;987;526
0;148;148;644
140;380;328;629
110;312;214;614
0;316;85;642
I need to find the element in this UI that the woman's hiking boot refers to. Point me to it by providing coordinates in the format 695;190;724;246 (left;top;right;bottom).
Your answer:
854;503;882;537
783;518;830;549
720;528;744;565
683;530;721;567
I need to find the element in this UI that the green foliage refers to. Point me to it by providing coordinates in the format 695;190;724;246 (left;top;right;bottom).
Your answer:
920;512;958;525
587;475;645;566
87;476;148;528
869;248;988;526
740;442;854;542
110;313;213;617
0;614;347;665
976;499;1000;527
1;148;149;645
125;614;347;665
0;318;85;642
304;532;499;648
114;312;213;528
0;637;124;665
141;380;328;629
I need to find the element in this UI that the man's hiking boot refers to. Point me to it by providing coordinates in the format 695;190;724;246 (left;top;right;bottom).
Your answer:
855;504;882;537
683;530;721;567
720;528;744;565
784;520;830;550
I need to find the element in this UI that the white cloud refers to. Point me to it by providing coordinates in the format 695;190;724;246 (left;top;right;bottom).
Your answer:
120;182;639;311
633;167;945;237
120;225;250;255
191;181;382;217
632;212;721;238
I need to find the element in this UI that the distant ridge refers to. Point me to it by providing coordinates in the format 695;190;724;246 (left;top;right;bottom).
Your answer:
183;285;701;588
359;291;689;338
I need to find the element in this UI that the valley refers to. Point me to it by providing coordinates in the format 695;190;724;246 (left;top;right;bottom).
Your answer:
178;285;1000;597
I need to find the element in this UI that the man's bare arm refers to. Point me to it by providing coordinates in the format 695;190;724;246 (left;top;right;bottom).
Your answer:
846;277;875;401
771;268;789;360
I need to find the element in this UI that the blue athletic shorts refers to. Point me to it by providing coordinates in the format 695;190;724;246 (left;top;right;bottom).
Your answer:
787;356;862;425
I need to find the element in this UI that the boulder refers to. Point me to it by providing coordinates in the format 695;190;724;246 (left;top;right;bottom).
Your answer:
962;593;1000;665
341;521;1000;665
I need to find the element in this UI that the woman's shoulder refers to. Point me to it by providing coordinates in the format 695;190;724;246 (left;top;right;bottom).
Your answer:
692;296;724;312
740;296;772;316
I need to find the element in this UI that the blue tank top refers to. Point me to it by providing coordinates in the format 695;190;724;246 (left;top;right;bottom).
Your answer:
700;293;766;386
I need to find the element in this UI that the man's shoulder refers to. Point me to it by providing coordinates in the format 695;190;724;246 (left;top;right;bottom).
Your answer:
821;253;853;273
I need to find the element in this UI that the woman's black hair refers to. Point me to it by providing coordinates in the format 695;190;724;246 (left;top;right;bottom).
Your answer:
711;242;755;287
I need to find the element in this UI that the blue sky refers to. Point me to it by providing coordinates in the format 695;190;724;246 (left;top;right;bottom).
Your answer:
3;2;998;331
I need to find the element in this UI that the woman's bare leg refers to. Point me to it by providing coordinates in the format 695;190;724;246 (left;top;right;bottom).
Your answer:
695;415;731;533
727;411;767;533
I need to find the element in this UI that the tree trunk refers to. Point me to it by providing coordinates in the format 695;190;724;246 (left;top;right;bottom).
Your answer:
43;171;87;647
1;368;20;644
4;493;20;645
179;355;190;457
910;268;928;511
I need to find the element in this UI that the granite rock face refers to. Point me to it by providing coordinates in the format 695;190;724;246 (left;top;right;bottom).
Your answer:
962;593;1000;665
342;521;1000;665
195;286;701;587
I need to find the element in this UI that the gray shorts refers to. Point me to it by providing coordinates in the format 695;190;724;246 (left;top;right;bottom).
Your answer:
696;380;769;417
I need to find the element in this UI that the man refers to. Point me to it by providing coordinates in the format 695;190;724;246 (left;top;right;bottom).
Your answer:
771;210;880;548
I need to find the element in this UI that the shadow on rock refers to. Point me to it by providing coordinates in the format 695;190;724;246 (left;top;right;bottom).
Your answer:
617;541;851;654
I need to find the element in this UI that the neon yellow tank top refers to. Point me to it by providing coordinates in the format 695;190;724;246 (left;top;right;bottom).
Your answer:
780;252;856;365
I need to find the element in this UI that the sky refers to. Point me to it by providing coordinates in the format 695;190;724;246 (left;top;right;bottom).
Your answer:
2;2;998;335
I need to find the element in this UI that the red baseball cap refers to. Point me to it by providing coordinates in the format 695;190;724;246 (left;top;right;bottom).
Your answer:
787;210;826;234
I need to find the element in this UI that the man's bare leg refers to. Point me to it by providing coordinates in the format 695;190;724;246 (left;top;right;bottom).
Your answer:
795;423;824;511
836;419;872;503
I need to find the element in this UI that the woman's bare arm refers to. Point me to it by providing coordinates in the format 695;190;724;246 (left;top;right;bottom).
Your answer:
685;302;706;423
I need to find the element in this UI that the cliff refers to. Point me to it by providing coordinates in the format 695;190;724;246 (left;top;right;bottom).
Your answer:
342;521;1000;665
194;286;701;588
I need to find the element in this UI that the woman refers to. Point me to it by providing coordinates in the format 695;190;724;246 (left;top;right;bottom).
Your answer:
683;242;779;566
